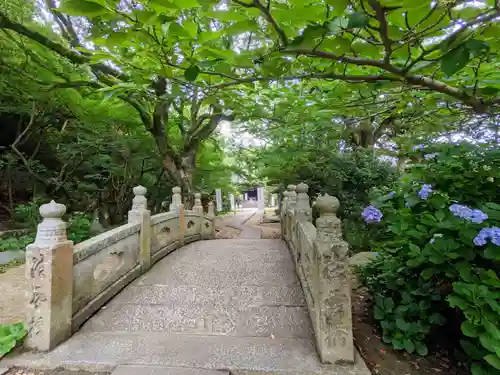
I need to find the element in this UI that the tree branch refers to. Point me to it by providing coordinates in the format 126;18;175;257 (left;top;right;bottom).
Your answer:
368;0;392;64
233;0;288;47
211;72;399;89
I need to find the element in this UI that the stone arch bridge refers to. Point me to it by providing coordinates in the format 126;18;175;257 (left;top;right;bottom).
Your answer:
1;184;369;375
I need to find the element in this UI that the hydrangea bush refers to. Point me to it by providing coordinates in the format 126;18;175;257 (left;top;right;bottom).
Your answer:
358;143;500;375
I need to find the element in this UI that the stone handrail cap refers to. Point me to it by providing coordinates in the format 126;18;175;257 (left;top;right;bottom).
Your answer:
316;194;340;214
40;200;66;219
287;184;296;192
296;182;308;193
172;186;181;194
133;185;147;196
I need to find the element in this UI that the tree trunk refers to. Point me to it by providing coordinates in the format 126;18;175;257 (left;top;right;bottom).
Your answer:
162;154;195;208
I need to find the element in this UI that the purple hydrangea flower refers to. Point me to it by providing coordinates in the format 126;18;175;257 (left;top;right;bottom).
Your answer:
412;144;425;151
388;191;396;198
449;204;488;224
474;227;500;247
424;153;439;160
418;184;433;200
361;205;383;223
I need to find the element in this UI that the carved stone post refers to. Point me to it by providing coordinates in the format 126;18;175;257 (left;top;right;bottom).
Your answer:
193;193;204;236
295;183;312;223
280;191;290;239
25;201;73;351
313;194;354;364
287;184;297;209
128;185;147;224
207;201;215;219
207;201;216;237
128;186;151;272
193;193;203;215
286;184;297;243
169;186;183;213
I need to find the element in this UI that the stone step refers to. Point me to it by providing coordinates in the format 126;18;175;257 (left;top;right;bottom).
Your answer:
111;365;229;375
80;303;313;339
111;284;306;307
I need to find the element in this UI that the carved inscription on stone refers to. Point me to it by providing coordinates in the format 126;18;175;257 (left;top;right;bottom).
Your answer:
187;220;195;229
26;249;46;340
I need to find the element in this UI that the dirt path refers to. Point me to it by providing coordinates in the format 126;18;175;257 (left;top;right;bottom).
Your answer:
0;264;26;325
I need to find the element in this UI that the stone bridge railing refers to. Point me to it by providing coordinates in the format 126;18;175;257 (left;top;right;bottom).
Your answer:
281;183;354;364
24;186;215;351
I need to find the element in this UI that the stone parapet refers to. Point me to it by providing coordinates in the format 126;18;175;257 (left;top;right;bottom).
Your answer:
281;183;354;364
24;187;214;352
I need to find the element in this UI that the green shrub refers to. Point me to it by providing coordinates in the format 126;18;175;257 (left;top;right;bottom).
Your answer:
358;143;500;375
12;201;40;229
0;323;27;358
0;234;34;252
281;150;398;253
67;212;93;243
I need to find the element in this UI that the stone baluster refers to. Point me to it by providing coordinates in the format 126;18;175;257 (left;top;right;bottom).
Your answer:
286;184;297;242
313;194;353;364
287;184;297;209
169;186;183;212
128;186;151;272
295;182;312;223
25;201;73;351
128;185;148;224
207;201;215;219
193;193;203;215
280;191;290;239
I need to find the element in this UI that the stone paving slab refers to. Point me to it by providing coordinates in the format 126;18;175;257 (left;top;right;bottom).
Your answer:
111;365;229;375
1;332;365;373
0;239;370;375
136;241;299;287
81;304;312;339
111;285;306;307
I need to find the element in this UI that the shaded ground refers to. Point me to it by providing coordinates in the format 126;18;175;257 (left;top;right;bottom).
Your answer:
352;287;469;375
0;264;26;324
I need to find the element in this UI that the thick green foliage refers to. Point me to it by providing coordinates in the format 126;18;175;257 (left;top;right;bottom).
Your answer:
359;143;500;375
0;322;26;358
263;149;397;253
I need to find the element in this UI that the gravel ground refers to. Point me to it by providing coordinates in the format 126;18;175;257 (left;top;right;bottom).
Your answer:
5;369;109;375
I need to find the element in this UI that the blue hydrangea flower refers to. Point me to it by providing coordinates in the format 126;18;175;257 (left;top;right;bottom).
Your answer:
474;227;500;247
412;144;425;151
424;153;439;160
388;191;396;198
361;206;383;223
418;184;433;200
449;204;488;224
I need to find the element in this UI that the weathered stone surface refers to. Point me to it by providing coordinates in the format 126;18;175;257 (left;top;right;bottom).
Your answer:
72;232;140;314
0;368;9;375
112;284;305;307
81;303;312;338
111;365;229;375
2;332;369;374
138;240;298;287
25;201;73;351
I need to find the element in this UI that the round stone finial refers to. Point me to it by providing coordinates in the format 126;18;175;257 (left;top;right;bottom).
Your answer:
287;184;296;192
195;193;201;199
315;194;340;215
283;191;289;197
296;182;308;194
39;200;66;219
133;185;147;196
172;186;182;194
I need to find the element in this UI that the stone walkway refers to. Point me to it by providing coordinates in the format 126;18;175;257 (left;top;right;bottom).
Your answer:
2;239;369;375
